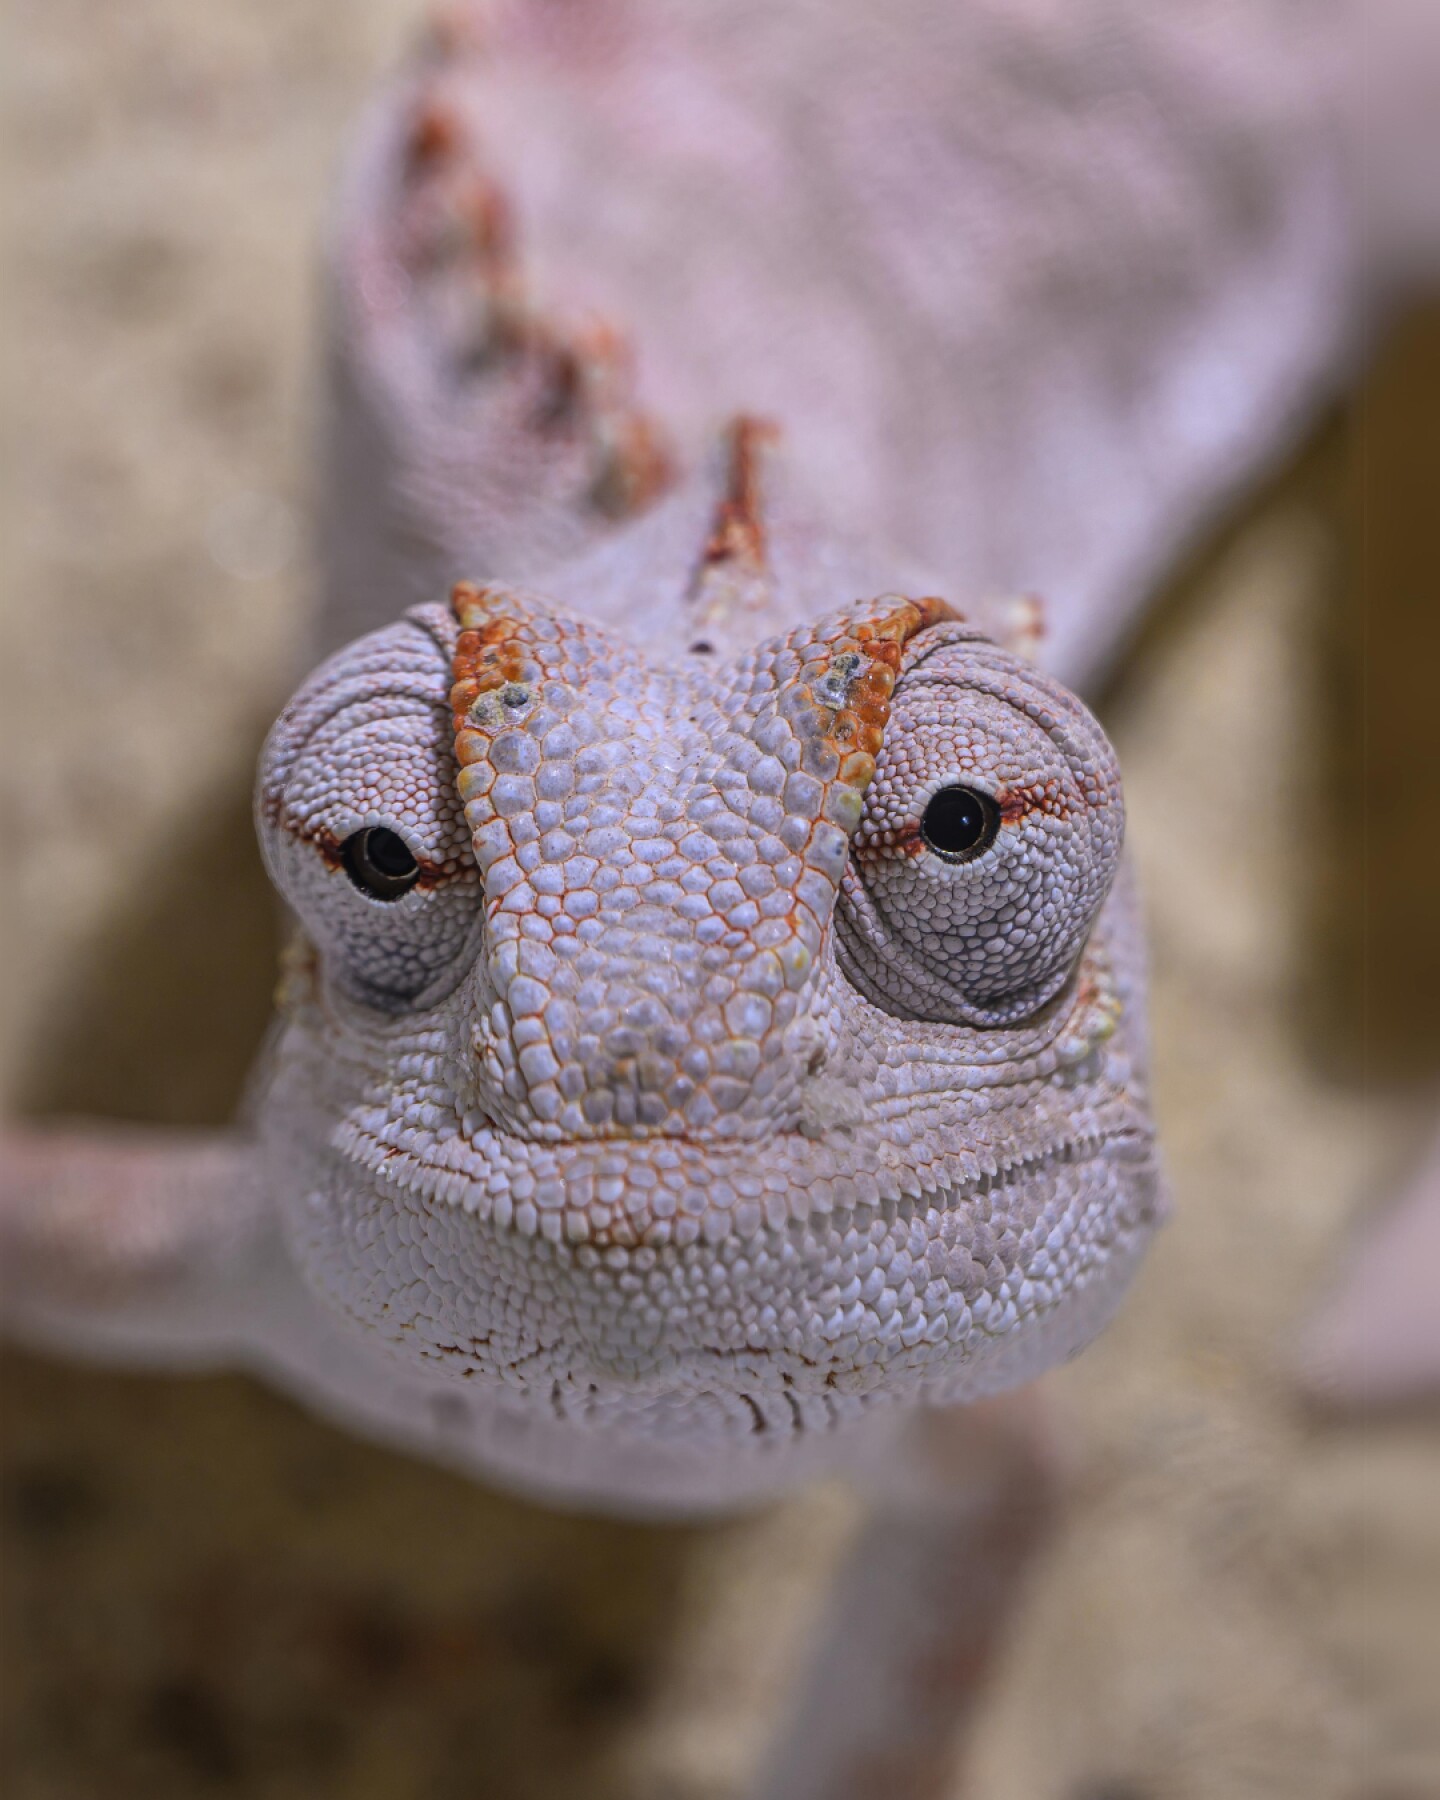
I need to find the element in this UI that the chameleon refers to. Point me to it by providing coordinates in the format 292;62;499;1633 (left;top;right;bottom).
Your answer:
4;0;1438;1625
0;3;1180;1519
10;4;1440;1789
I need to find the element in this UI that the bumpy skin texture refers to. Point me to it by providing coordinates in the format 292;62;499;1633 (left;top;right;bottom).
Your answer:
55;0;1412;1511
261;13;1179;1491
297;0;1434;1466
255;475;1160;1492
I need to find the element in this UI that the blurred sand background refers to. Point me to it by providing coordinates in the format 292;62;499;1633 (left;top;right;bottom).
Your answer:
2;2;1438;1796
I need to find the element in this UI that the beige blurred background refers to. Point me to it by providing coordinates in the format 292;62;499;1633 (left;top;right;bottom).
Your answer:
2;2;1438;1797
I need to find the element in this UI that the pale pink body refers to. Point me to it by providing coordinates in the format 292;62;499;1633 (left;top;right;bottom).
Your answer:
3;7;1437;1787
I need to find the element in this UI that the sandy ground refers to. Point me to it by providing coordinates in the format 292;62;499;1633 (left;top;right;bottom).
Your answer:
2;2;1437;1796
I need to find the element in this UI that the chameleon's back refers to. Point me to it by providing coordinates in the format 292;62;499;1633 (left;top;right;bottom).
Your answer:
320;0;1347;686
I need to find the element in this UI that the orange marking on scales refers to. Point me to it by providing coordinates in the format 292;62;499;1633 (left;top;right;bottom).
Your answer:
404;96;465;173
448;582;533;756
813;596;961;797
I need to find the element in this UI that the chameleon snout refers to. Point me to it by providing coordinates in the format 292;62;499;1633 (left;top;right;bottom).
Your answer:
449;583;942;1143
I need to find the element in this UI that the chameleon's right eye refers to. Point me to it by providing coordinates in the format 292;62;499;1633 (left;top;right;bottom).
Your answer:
342;826;421;901
256;618;482;1011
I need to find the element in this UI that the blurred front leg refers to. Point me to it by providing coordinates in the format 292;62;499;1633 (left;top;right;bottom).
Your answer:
751;1389;1061;1800
0;1123;268;1366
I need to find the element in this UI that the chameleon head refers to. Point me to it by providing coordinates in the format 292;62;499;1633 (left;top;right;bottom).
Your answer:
255;578;1161;1453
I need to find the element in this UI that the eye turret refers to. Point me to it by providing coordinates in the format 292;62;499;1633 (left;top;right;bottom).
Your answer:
838;638;1124;1027
256;618;481;1010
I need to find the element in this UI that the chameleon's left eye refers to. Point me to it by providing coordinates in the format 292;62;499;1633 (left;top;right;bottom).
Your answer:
836;636;1124;1027
342;826;421;901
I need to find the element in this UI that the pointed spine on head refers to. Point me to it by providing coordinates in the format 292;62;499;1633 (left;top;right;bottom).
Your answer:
686;417;781;649
699;415;778;577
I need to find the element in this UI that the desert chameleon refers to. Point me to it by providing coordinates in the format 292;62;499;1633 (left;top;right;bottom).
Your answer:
0;6;1184;1520
58;0;1440;1518
9;13;1440;1793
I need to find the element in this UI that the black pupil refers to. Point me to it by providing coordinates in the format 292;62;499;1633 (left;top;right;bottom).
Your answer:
342;826;419;900
919;785;998;861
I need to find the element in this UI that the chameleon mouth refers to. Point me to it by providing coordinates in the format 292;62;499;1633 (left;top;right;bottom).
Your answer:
329;1101;1159;1252
298;1109;1162;1444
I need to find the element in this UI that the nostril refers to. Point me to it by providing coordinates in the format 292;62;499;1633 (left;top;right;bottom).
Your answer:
787;1018;832;1081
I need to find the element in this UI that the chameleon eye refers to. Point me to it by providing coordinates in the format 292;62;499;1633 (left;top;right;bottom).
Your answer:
257;619;484;1010
920;785;998;862
839;642;1124;1027
342;826;420;901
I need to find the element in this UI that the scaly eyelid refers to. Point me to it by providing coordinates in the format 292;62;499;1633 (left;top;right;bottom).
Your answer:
890;623;1005;686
